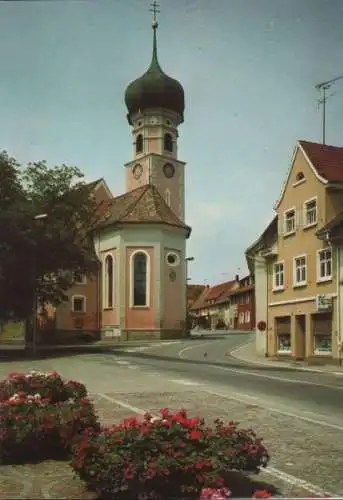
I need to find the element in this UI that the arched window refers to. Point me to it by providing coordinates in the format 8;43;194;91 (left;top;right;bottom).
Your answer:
132;251;149;307
136;134;143;154
164;133;173;152
104;254;114;308
165;189;171;207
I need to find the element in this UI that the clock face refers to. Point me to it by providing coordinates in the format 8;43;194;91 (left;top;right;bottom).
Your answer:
133;164;143;180
163;163;175;179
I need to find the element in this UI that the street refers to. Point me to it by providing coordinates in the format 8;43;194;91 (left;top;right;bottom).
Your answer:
1;331;342;497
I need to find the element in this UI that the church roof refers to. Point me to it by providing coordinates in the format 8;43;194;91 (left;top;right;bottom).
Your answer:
93;184;191;237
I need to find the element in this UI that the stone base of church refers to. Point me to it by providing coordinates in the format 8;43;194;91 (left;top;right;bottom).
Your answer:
121;329;186;341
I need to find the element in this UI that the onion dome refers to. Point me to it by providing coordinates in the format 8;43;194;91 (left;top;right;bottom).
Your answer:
125;20;185;122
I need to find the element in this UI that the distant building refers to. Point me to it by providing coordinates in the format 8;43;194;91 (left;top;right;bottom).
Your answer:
190;276;255;331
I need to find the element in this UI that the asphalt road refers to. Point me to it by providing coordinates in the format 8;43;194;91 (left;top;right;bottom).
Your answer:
2;331;342;496
107;331;343;496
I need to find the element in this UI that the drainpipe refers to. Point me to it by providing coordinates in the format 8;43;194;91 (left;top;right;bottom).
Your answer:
265;258;269;357
337;245;342;366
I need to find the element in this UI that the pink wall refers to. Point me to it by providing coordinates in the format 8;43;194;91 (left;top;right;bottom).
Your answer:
162;249;184;330
125;247;156;330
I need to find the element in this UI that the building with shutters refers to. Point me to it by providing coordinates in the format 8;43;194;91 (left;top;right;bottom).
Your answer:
246;140;343;363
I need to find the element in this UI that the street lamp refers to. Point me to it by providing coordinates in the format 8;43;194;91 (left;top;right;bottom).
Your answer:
31;213;48;356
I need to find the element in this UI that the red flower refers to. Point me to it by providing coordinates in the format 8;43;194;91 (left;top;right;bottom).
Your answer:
124;468;134;480
190;429;202;440
253;489;272;498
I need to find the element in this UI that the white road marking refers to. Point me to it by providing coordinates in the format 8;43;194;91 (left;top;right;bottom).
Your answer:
116;360;130;365
127;365;139;369
261;466;333;497
204;388;343;432
178;343;343;390
169;379;201;386
97;393;335;497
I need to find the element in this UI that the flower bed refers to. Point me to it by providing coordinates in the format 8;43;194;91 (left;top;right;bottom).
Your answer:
0;370;99;464
72;408;270;500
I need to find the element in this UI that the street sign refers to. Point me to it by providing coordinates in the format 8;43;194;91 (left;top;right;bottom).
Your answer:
316;294;332;313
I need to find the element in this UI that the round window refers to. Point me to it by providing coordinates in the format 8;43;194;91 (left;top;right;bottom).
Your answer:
166;252;180;266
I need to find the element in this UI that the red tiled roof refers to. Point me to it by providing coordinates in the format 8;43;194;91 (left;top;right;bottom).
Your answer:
191;286;211;310
299;140;343;183
205;280;236;301
91;184;191;236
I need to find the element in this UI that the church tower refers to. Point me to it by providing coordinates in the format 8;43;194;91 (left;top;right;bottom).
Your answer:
124;3;186;221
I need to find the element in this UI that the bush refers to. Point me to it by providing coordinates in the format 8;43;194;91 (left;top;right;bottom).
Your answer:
0;370;99;464
0;370;87;402
72;408;269;500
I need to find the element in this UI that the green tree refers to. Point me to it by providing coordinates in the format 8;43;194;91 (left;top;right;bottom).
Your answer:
0;152;99;324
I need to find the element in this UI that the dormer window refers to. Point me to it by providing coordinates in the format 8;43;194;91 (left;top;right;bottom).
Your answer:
164;133;173;152
136;134;143;154
296;172;304;182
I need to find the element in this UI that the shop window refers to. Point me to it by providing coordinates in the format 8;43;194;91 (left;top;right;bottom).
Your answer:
313;313;332;355
275;316;291;354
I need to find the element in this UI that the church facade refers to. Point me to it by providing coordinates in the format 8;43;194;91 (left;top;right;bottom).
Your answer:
53;13;191;342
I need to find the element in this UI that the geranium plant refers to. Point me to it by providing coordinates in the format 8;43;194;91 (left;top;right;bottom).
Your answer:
0;370;99;464
72;408;269;500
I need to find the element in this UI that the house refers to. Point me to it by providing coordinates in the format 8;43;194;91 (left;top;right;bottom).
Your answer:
246;140;343;363
190;276;255;331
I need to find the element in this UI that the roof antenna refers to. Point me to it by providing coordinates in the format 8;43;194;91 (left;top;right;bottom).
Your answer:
315;75;343;145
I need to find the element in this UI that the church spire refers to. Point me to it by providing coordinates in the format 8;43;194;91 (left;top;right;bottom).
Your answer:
148;1;162;72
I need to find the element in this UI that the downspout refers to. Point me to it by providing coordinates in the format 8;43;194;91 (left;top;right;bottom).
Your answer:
337;245;342;366
265;258;269;357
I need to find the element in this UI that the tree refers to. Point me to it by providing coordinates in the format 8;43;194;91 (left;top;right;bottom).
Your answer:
0;152;99;324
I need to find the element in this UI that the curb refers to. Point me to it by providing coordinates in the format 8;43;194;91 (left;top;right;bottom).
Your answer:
229;341;343;376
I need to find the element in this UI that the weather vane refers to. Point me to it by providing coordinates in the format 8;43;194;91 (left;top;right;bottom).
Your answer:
150;1;160;29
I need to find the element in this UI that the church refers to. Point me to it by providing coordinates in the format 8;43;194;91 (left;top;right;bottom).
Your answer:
53;8;192;342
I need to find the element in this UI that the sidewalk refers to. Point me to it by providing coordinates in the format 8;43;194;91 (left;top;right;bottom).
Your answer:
230;340;343;375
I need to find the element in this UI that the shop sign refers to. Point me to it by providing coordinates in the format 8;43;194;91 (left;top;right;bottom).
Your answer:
316;294;332;313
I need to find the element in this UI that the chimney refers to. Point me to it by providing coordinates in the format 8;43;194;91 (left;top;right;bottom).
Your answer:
235;274;239;282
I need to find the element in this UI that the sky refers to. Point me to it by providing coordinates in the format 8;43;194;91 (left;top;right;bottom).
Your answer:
1;0;343;285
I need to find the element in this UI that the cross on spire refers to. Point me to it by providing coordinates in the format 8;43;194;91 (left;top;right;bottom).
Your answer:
149;1;160;29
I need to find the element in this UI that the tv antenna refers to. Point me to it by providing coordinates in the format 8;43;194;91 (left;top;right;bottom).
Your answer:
315;74;343;144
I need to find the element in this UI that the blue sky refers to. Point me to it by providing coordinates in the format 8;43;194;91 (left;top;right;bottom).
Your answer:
1;0;343;285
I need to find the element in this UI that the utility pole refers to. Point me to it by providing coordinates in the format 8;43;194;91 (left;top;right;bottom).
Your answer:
315;74;343;145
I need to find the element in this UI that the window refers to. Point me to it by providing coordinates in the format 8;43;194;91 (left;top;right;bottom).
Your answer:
166;251;180;267
273;262;284;290
304;198;317;227
293;255;307;287
245;311;250;323
283;208;296;235
73;271;87;285
104;254;114;308
136;134;143;154
132;251;149;307
296;171;304;182
72;295;86;313
165;189;171;207
275;316;291;354
277;334;291;353
164;133;173;152
313;313;332;355
317;248;332;282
